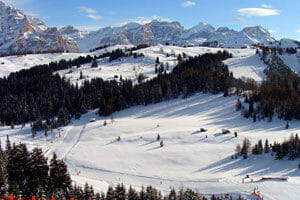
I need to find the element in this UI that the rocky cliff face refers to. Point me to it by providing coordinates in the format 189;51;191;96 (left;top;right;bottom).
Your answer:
0;1;79;54
60;20;276;52
0;1;278;53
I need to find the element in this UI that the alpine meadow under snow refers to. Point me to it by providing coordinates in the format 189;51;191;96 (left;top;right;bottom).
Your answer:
0;44;300;200
0;45;268;82
1;1;300;200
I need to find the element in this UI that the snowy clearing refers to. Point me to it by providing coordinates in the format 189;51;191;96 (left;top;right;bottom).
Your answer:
1;93;300;200
0;45;131;77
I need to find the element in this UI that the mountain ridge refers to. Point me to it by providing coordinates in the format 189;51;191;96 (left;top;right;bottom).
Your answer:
59;21;279;52
0;1;299;54
0;1;79;54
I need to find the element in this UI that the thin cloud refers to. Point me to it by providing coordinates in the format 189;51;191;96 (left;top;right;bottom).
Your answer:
238;8;280;17
118;15;173;26
87;15;102;20
261;4;272;8
78;6;102;21
297;29;300;33
234;17;247;24
78;6;97;14
181;1;196;7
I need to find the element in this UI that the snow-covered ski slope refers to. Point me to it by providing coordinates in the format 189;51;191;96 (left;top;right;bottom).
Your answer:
1;93;300;200
0;45;267;82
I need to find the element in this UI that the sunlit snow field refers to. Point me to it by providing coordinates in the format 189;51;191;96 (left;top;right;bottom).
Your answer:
1;45;300;199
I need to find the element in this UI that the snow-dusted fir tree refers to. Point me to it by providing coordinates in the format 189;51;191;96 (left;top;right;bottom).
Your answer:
128;186;139;200
114;183;126;200
106;186;115;200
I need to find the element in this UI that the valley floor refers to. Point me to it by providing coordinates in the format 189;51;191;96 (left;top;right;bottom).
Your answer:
1;93;300;200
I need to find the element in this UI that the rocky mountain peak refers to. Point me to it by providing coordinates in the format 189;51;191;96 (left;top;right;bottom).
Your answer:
0;1;79;54
189;22;216;33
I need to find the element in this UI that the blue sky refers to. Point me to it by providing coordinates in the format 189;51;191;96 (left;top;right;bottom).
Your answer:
3;0;300;40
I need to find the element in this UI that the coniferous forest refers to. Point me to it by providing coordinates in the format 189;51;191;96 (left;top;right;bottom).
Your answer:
238;46;300;122
0;137;72;198
0;49;233;129
3;45;300;130
235;134;300;162
239;61;300;122
0;138;245;200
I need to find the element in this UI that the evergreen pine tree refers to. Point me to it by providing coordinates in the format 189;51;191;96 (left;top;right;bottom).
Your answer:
264;139;270;153
27;148;49;196
241;138;250;159
252;144;259;155
276;145;283;160
114;183;126;200
48;153;71;197
177;54;183;62
0;139;7;196
258;140;263;154
160;140;164;147
168;188;176;200
140;186;145;200
5;135;11;153
57;107;70;126
106;186;115;200
211;194;217;200
7;144;31;196
145;186;158;200
128;186;139;200
156;57;160;64
91;59;98;68
84;182;91;200
183;189;199;200
286;121;289;129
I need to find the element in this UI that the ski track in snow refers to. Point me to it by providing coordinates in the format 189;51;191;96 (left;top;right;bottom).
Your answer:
63;123;87;160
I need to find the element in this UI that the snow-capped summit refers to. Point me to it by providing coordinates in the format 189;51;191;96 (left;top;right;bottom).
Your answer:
121;22;142;31
0;1;79;54
0;1;294;53
65;20;185;52
242;26;275;45
203;25;276;48
188;22;216;34
62;20;278;51
181;22;215;41
59;26;89;41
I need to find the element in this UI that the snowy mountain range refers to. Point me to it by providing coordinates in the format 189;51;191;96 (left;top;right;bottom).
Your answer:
0;1;299;54
0;1;79;54
59;21;279;52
